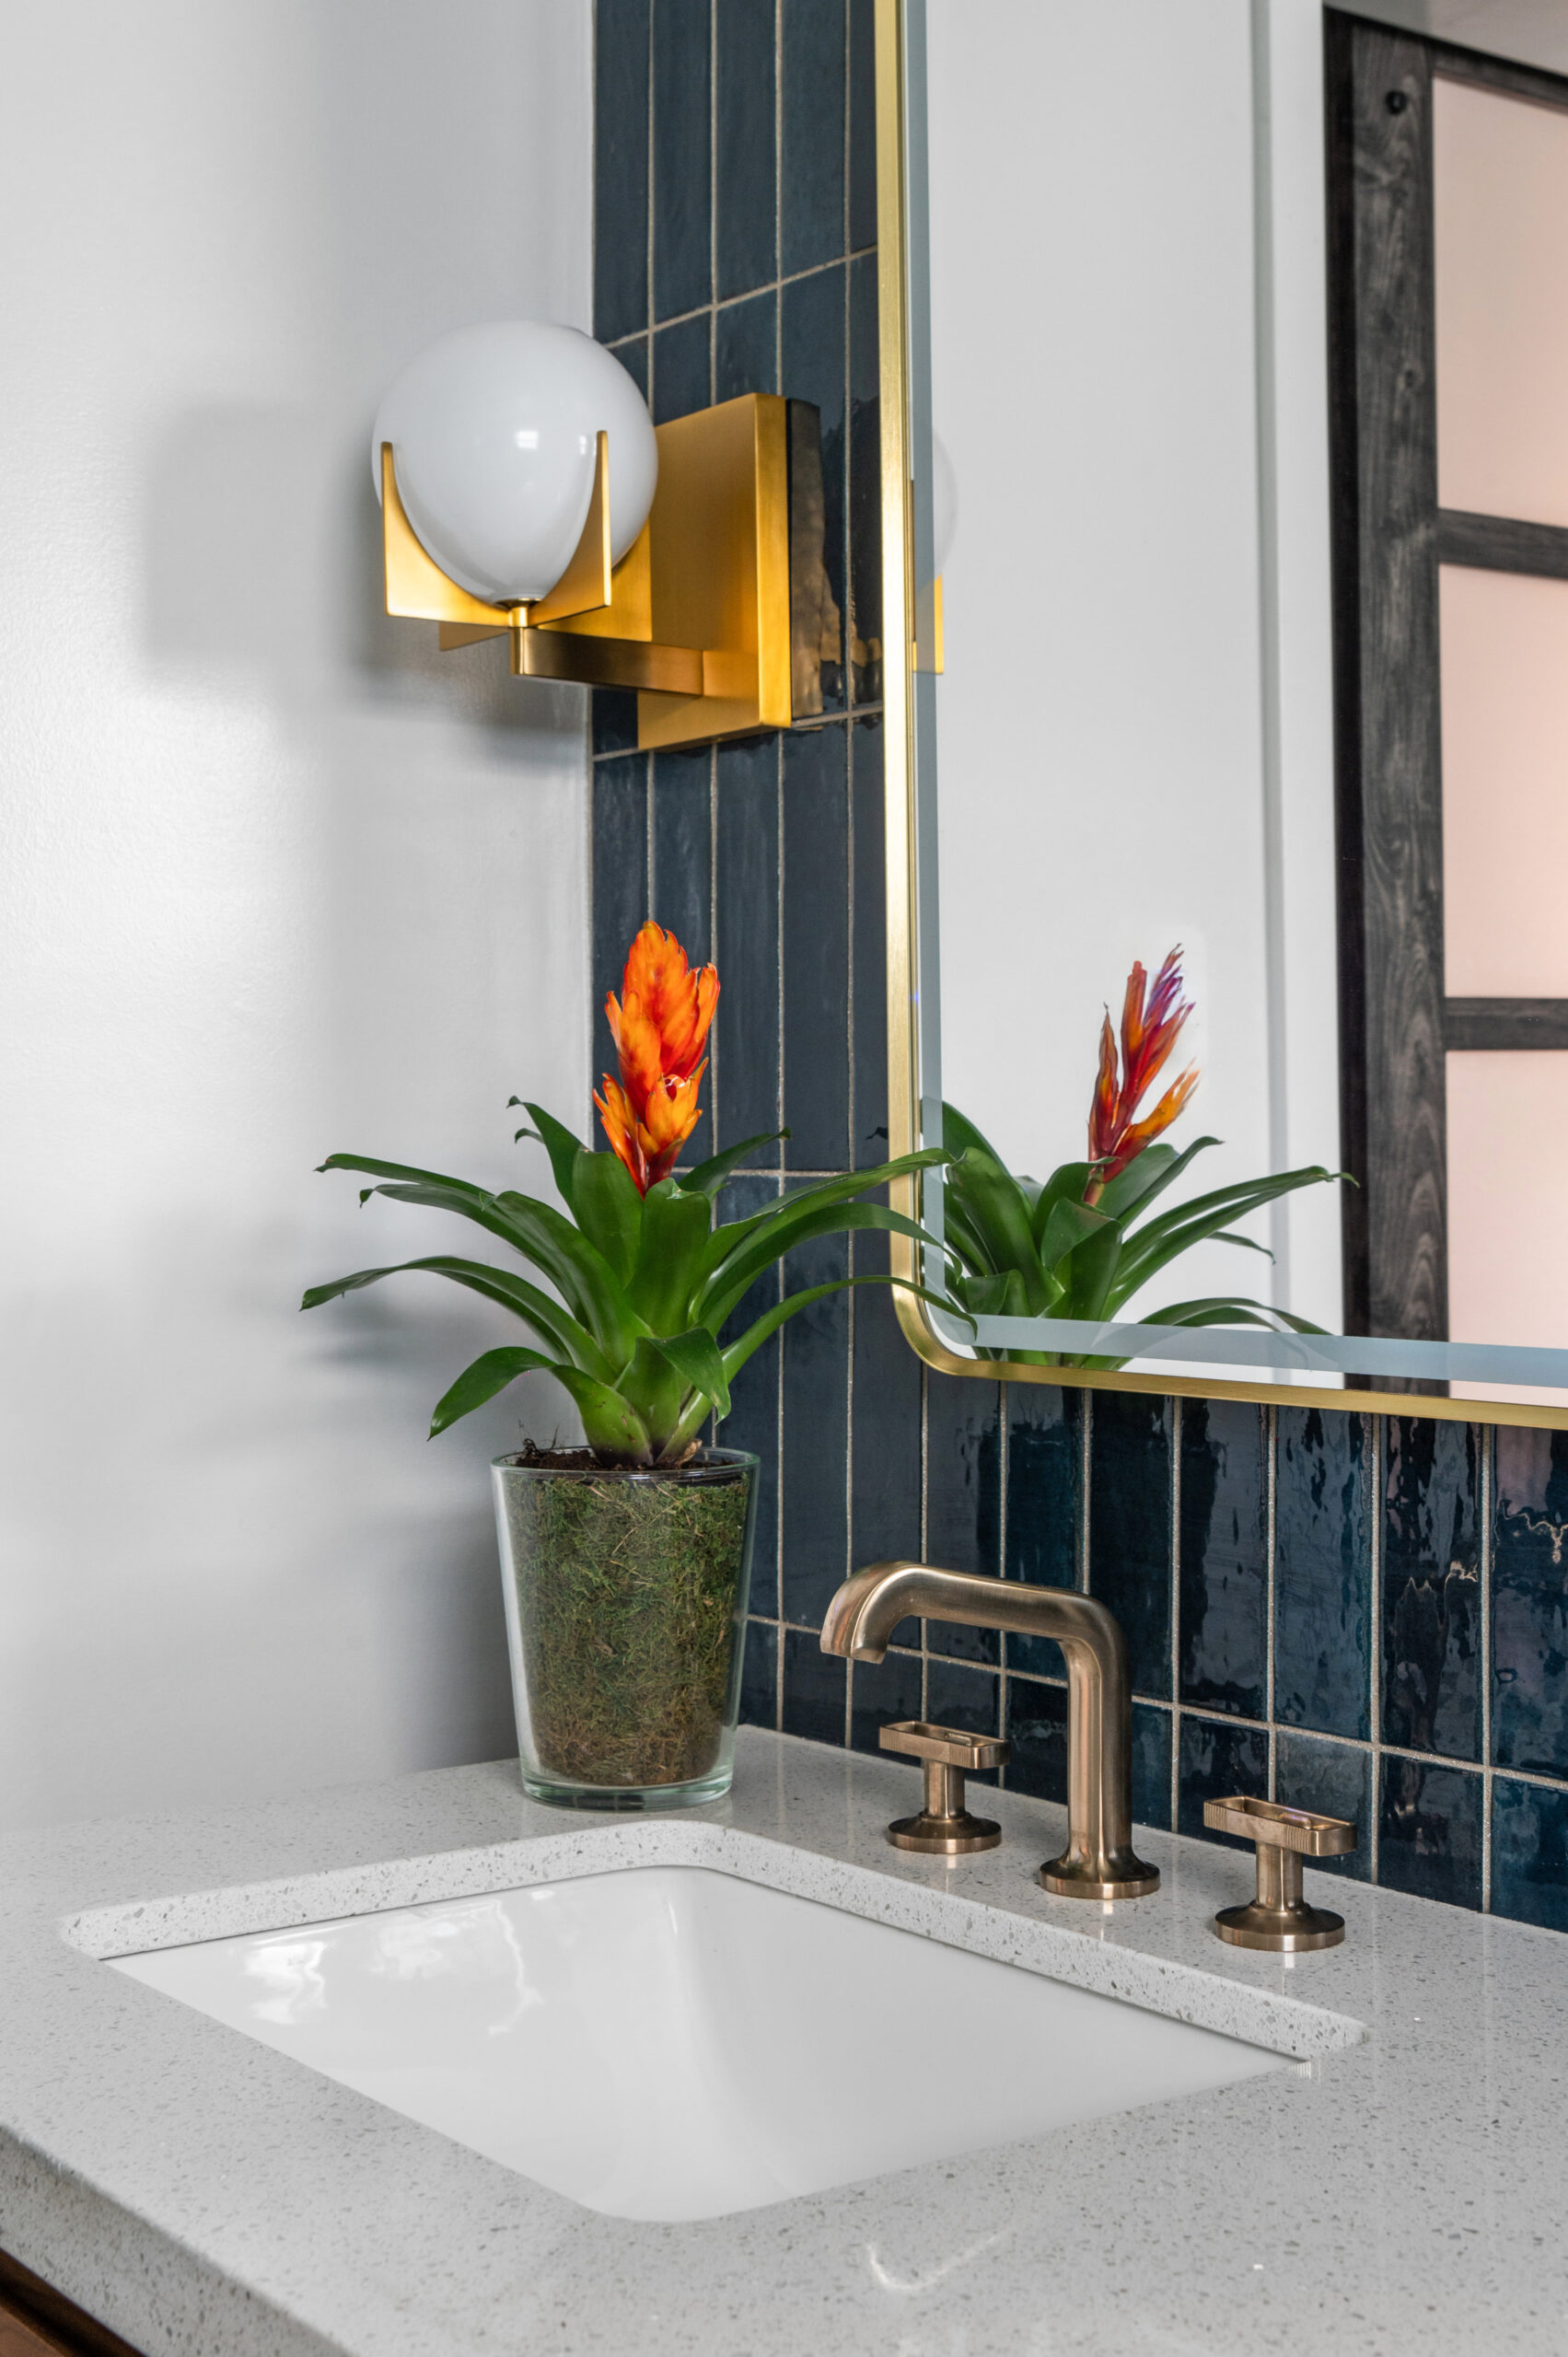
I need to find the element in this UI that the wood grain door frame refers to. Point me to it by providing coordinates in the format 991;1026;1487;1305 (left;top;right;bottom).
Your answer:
1327;11;1568;1364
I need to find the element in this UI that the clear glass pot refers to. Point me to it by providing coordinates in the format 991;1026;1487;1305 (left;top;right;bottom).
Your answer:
492;1447;758;1809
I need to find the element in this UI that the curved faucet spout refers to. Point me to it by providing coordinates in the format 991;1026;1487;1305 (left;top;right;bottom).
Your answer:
821;1561;1160;1901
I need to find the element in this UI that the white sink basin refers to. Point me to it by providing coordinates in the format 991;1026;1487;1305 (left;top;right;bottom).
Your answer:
110;1864;1284;2221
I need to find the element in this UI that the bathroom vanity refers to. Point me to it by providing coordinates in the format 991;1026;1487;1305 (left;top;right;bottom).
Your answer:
0;1728;1559;2355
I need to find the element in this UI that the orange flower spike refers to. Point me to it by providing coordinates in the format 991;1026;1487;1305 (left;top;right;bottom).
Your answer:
596;923;719;1194
1084;946;1197;1202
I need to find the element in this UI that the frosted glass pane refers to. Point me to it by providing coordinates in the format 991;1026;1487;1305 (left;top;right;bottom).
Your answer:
1441;564;1568;996
1435;75;1568;525
1448;1054;1568;1393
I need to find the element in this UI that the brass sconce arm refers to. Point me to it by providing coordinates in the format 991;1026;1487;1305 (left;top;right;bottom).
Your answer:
820;1562;1159;1900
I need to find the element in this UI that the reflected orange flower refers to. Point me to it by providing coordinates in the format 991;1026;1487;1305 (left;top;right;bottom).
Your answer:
595;922;719;1193
1085;947;1198;1204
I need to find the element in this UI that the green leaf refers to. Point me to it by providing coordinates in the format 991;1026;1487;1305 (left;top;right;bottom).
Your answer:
1093;1135;1219;1220
1135;1295;1329;1335
1027;1160;1096;1249
552;1365;657;1463
721;1273;971;1384
700;1147;951;1287
701;1200;948;1332
628;1178;715;1332
570;1147;644;1285
301;1254;615;1381
677;1130;789;1200
1112;1167;1339;1301
1036;1194;1111;1277
650;1326;731;1418
946;1149;1047;1307
510;1100;586;1210
1056;1221;1124;1320
428;1345;560;1436
942;1102;1010;1165
956;1269;1032;1318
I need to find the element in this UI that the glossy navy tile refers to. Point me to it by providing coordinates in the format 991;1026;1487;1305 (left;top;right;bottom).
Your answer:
779;1227;850;1627
1089;1391;1172;1701
1179;1399;1267;1721
1377;1756;1482;1911
781;1625;845;1746
1004;1676;1068;1805
717;1174;783;1617
782;268;846;709
847;252;880;708
1382;1417;1481;1760
1492;1777;1568;1933
715;0;776;300
713;733;782;1161
651;747;712;1166
651;0;712;321
1178;1715;1267;1845
1129;1704;1174;1832
591;755;649;1097
591;689;639;758
926;1656;999;1744
610;333;650;402
1493;1425;1568;1776
594;0;650;343
1275;1407;1372;1740
781;0;846;278
849;1647;923;1757
1273;1731;1372;1880
739;1615;778;1730
925;1371;1002;1663
781;723;850;1170
850;1236;923;1569
1005;1387;1081;1678
715;291;778;402
652;312;711;425
850;714;889;1165
848;0;877;251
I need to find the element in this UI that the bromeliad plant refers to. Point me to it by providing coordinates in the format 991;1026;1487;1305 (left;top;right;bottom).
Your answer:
942;947;1340;1364
304;922;951;1465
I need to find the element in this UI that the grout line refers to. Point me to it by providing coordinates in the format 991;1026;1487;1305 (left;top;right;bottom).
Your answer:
645;0;655;347
998;1381;1010;1773
616;249;881;345
1481;1422;1493;1910
1369;1414;1383;1881
1078;1391;1092;1595
919;1362;929;1723
1266;1402;1278;1799
1169;1397;1182;1809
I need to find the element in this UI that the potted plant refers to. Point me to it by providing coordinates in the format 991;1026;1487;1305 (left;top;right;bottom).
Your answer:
304;923;949;1809
942;946;1342;1365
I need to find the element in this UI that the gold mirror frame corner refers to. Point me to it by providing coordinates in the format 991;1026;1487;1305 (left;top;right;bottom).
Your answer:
871;0;1568;1433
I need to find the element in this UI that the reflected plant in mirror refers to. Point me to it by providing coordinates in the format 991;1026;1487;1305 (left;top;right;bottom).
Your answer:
940;949;1342;1367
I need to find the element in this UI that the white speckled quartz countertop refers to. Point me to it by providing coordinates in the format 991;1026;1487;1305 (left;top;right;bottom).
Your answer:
0;1726;1562;2356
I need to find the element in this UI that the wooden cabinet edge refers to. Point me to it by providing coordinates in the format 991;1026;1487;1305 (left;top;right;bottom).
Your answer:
0;2253;145;2357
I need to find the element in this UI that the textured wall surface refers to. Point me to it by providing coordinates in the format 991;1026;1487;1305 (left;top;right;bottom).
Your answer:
591;0;1568;1935
0;0;592;1830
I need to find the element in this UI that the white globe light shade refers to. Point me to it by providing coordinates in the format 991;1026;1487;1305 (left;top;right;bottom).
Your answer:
372;320;658;604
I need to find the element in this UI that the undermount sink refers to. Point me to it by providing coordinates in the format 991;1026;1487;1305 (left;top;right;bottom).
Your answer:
110;1864;1285;2222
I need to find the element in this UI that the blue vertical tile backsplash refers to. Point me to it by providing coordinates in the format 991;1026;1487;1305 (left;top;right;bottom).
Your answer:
590;0;1568;1933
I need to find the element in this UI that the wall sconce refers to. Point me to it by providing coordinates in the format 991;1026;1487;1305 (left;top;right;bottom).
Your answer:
373;320;831;750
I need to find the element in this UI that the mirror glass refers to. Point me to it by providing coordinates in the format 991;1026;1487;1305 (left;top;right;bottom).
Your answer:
901;0;1568;1407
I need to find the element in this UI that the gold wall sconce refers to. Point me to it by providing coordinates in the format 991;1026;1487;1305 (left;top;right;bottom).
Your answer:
375;319;834;750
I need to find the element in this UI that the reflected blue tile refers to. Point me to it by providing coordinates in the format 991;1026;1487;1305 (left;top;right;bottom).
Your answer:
782;0;846;276
1005;1386;1081;1678
1131;1702;1173;1832
1178;1715;1267;1845
652;311;711;425
591;756;649;1099
779;1228;849;1626
782;1626;845;1746
714;733;782;1161
1005;1676;1067;1805
1383;1417;1481;1759
1493;1426;1568;1775
717;1175;783;1616
925;1371;1001;1664
1090;1391;1172;1701
592;689;639;758
847;252;880;706
1492;1777;1568;1933
850;714;889;1164
651;747;713;1167
782;724;850;1169
1273;1731;1371;1881
926;1656;999;1744
715;291;778;401
652;0;712;321
849;1648;923;1757
740;1616;778;1729
851;1228;923;1567
715;0;776;298
594;0;650;343
610;333;650;402
1275;1407;1372;1740
782;268;846;708
848;0;877;250
1378;1757;1482;1911
1179;1399;1267;1720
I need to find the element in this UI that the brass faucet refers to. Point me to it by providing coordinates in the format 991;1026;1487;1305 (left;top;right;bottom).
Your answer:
820;1561;1160;1900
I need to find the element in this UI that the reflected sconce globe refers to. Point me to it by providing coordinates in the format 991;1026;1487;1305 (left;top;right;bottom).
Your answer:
372;320;657;603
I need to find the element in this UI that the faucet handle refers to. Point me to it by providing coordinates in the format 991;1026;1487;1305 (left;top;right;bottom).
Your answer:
877;1720;1009;1855
1203;1794;1356;1951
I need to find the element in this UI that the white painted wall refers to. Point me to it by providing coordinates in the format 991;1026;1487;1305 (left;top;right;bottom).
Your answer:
924;0;1342;1347
0;1;593;1831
